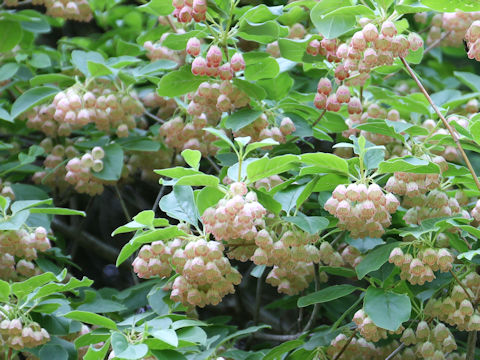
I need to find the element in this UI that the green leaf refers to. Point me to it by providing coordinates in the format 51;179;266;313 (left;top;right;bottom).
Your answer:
232;78;266;100
355;242;401;280
364;287;411;331
135;60;178;76
274;184;306;214
204;127;235;149
297;284;358;307
377;157;440;174
29;207;86;216
258;72;294;101
254;189;282;215
11;272;59;299
457;249;480;261
155;167;202;178
0;63;19;82
148;285;169;316
244;53;280;81
420;0;480;11
225;109;263;132
405;46;423;65
311;7;356;39
300;153;349;174
71;51;105;77
92;143;124;181
196;186;224;215
247;155;299;183
264;340;304;360
64;311;117;330
138;0;174;16
39;344;68;360
284;214;329;235
0;280;10;302
454;71;480;92
133;210;155;227
30;73;75;87
162;30;208;50
157;66;208;97
84;339;111;360
181;149;201;170
318;266;356;278
152;329;178;347
175;174;219;187
87;61;113;77
237;20;280;44
159;186;199;226
245;138;279;155
10;86;59;119
32;276;93;300
0;20;23;52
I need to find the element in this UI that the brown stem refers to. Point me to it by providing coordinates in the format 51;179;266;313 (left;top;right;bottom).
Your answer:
424;31;452;55
302;263;321;332
400;57;480;192
166;15;178;33
332;329;357;360
311;109;327;129
467;330;477;360
385;343;406;360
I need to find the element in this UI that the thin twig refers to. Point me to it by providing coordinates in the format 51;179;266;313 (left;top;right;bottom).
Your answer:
302;263;321;332
450;270;474;303
332;329;357;360
385;343;406;360
152;185;165;212
253;270;265;325
311;109;327;129
114;185;132;222
166;15;178;33
206;156;220;173
145;110;165;124
400;57;480;193
424;30;452;55
253;332;301;341
466;330;477;360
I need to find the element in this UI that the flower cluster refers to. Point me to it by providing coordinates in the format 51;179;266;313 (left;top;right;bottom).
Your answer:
172;0;207;23
202;182;267;261
159;115;220;156
389;246;454;285
133;238;182;279
426;272;480;331
314;77;352;113
352;309;398;342
402;190;467;226
385;158;447;197
466;20;480;61
26;82;144;137
401;321;458;359
5;0;93;21
170;238;242;307
0;227;50;280
144;33;184;63
64;147;106;196
310;21;423;86
327;334;400;359
233;115;296;144
0;314;50;350
324;183;399;238
190;43;245;78
187;81;249;120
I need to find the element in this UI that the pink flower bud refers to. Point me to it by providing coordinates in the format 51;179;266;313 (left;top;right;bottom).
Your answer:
230;53;245;72
206;45;222;67
317;78;332;95
191;56;207;76
218;63;233;80
326;94;341;112
186;37;201;57
336;85;350;103
314;93;327;110
381;21;397;37
362;23;379;42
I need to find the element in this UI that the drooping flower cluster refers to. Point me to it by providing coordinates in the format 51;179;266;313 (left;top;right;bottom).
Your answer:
159;115;221;156
352;309;400;342
402;190;468;226
324;183;400;238
385;157;447;198
140;91;177;120
5;0;92;21
308;21;423;86
233;114;296;144
133;238;182;279
466;20;480;61
327;333;401;360
0;311;50;351
25;82;144;137
64;147;106;196
187;81;249;119
202;182;267;260
400;321;458;359
426;272;480;332
190;43;245;79
172;0;207;23
314;77;352;113
389;246;454;285
0;227;50;280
